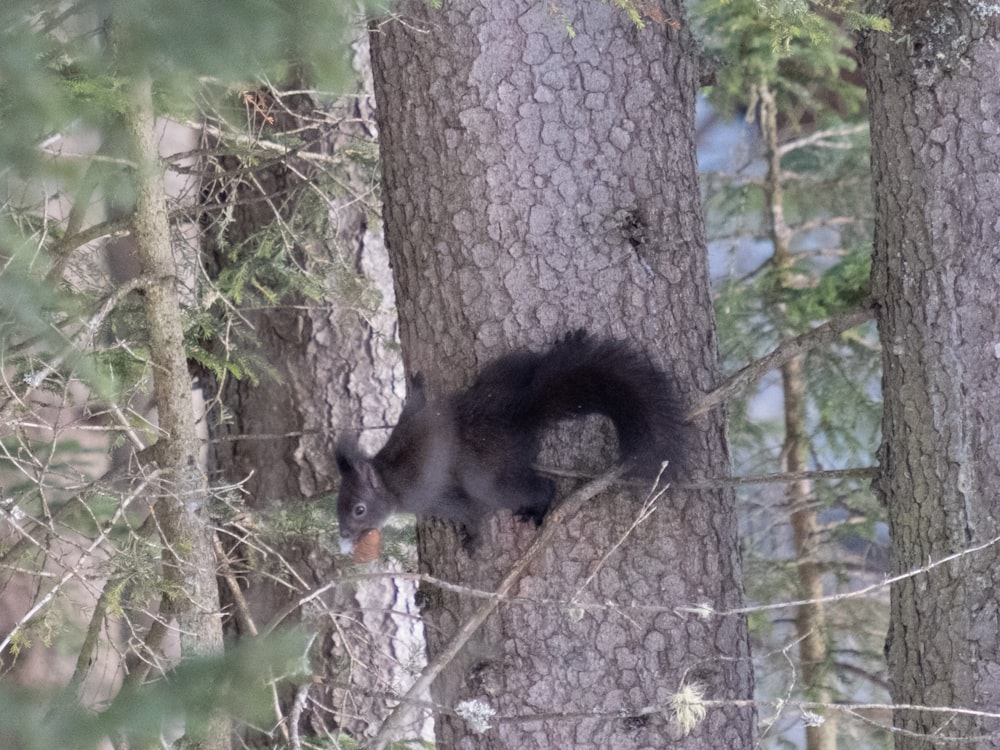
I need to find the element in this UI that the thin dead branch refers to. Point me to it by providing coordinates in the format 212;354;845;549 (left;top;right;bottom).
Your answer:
688;305;875;420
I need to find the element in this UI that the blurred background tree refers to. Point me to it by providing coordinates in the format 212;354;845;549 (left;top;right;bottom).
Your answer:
694;1;886;748
0;2;403;748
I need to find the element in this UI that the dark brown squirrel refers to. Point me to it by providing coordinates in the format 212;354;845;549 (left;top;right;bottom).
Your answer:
335;330;687;554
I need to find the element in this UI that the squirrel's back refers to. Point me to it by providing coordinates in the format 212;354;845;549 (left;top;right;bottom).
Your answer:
336;330;688;552
455;330;686;479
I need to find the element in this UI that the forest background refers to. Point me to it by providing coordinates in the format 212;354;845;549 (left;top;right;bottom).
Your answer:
0;1;997;749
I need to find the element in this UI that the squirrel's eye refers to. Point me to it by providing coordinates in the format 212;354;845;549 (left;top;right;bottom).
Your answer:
353;503;366;518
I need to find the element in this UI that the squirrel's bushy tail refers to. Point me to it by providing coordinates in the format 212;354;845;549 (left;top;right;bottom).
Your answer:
515;330;687;477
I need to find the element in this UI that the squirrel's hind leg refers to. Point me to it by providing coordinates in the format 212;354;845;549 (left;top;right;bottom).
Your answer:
507;471;555;527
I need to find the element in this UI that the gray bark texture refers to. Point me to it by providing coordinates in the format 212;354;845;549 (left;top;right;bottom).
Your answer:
202;73;426;740
861;4;1000;747
370;1;756;747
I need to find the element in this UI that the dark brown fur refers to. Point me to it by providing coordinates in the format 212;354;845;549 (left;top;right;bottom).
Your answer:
335;331;687;551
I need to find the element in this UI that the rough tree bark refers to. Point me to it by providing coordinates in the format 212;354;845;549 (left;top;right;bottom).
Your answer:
201;70;426;740
860;4;1000;747
371;1;756;747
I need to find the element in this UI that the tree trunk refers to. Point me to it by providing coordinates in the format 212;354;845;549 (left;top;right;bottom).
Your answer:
371;1;756;747
759;83;835;750
201;68;427;741
113;23;230;750
860;4;1000;746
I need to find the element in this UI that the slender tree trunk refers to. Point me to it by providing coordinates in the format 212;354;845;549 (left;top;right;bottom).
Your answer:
371;1;756;746
860;4;1000;747
113;24;229;750
782;355;834;750
759;83;835;750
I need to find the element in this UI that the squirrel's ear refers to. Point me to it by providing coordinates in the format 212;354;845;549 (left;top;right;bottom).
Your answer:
360;460;383;491
335;437;362;475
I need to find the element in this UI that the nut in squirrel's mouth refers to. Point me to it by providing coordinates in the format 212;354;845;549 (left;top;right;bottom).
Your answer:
346;528;381;563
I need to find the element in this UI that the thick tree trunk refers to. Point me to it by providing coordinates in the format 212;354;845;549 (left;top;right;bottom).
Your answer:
860;4;1000;747
371;1;756;747
201;71;427;741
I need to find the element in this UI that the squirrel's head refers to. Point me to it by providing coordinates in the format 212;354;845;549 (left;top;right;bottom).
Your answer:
335;439;393;555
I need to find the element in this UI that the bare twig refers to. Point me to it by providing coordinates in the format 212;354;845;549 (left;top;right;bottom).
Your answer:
212;534;258;637
0;475;151;655
368;465;624;750
688;305;875;420
0;459;161;561
677;466;875;490
282;522;1000;628
288;682;311;750
571;469;669;604
776;123;869;157
212;533;292;742
684;530;1000;619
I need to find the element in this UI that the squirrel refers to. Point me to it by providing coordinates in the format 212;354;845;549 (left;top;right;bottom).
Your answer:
335;330;687;554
